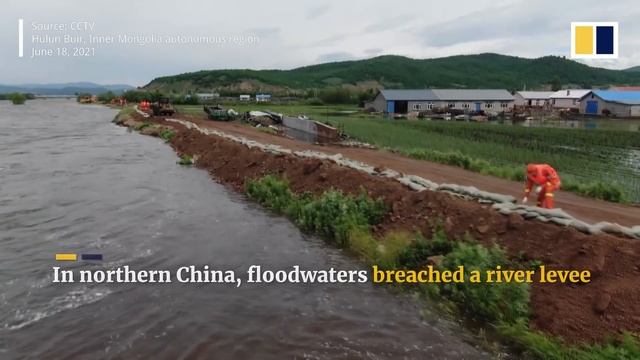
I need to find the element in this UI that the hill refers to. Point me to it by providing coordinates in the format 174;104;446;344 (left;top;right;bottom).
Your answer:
144;53;640;95
0;82;134;95
625;66;640;72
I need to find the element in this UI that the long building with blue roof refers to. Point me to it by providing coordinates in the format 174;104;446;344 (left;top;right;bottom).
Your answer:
580;90;640;117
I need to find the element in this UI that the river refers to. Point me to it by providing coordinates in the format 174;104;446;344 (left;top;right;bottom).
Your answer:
0;100;490;359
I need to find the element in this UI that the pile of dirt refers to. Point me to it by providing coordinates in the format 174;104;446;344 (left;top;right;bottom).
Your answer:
125;114;640;344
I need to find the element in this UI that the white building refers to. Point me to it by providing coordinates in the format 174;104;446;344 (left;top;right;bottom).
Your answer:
195;93;220;101
549;89;591;109
256;94;271;102
514;91;553;107
239;94;251;101
368;89;514;113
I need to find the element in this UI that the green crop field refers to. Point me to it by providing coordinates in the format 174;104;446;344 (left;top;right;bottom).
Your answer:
176;104;640;203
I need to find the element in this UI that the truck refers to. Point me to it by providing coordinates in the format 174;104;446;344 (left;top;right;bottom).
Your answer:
151;98;175;116
204;105;237;121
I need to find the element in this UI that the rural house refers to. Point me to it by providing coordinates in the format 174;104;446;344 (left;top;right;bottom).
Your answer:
514;91;553;107
369;89;514;113
580;90;640;117
549;89;591;109
195;93;220;101
368;89;439;113
256;94;272;102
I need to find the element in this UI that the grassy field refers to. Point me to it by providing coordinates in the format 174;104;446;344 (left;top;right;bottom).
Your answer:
176;104;640;203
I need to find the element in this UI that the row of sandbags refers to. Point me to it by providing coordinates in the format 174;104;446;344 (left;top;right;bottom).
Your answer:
163;118;640;240
134;105;150;118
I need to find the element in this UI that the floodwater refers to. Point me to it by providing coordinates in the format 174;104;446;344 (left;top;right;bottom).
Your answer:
0;100;490;359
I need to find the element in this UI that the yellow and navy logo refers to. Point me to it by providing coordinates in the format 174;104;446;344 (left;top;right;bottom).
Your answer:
571;22;618;59
55;253;103;261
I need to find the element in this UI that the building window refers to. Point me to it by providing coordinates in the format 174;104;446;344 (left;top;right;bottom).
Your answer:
462;103;470;109
427;103;434;110
501;102;509;108
485;103;493;109
412;103;423;111
448;103;455;108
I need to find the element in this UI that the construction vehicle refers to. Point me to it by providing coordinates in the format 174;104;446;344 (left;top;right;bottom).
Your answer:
204;105;237;121
151;98;175;116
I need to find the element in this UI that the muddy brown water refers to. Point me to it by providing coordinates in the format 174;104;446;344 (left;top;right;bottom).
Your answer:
0;100;491;359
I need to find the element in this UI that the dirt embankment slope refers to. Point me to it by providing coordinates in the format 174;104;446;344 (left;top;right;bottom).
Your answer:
120;113;640;344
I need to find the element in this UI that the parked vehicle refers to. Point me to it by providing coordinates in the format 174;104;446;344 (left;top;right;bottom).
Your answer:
204;105;237;121
151;98;175;116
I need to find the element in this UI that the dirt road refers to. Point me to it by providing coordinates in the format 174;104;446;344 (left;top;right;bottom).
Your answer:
182;116;640;227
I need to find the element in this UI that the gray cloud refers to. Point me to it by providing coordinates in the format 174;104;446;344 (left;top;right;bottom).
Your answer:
306;4;331;20
316;51;357;63
364;48;383;56
0;0;638;85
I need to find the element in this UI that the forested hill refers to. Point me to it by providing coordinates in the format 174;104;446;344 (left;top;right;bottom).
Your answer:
144;53;640;95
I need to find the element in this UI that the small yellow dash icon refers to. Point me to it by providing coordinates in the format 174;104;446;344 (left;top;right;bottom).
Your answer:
55;253;78;261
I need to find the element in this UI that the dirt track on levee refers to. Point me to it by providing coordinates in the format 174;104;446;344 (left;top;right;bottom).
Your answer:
182;115;640;227
118;112;640;344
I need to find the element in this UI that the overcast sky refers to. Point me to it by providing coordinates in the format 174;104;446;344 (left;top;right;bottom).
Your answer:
1;0;638;86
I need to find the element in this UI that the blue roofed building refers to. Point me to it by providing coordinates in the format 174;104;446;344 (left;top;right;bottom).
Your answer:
580;90;640;117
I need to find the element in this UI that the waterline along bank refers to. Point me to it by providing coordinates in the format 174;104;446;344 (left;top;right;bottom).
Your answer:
114;108;640;359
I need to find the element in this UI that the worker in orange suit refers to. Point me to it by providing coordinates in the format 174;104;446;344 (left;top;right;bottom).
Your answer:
522;164;561;209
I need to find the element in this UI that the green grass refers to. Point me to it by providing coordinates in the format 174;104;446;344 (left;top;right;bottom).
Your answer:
243;174;640;359
246;175;386;247
178;154;193;165
159;129;176;142
500;320;640;360
324;116;638;203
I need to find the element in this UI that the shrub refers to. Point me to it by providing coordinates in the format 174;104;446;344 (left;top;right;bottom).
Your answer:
246;175;386;247
246;175;299;214
178;154;193;166
440;241;530;324
9;93;26;105
398;227;454;269
159;129;176;141
97;91;116;103
305;97;325;106
318;87;355;104
297;190;386;247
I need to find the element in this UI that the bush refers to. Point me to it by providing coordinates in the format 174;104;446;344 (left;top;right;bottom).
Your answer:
297;190;386;246
97;91;116;103
246;175;386;247
318;87;355;104
9;93;26;105
159;129;176;141
305;97;324;106
440;241;530;324
374;232;413;269
398;227;454;269
246;175;299;214
178;154;193;166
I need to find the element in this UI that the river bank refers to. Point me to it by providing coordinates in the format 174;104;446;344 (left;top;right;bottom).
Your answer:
2;100;496;359
114;108;640;358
